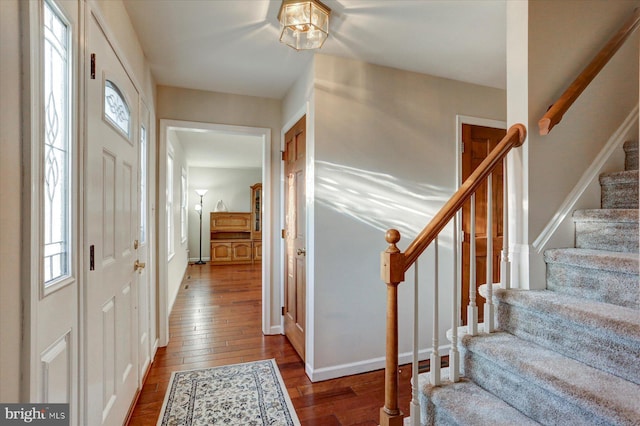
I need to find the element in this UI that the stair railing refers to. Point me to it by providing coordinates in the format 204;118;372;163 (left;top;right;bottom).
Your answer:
539;8;640;135
379;123;527;426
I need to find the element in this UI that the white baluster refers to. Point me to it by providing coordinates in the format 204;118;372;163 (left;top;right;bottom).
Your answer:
467;194;478;335
450;217;460;382
411;261;420;426
501;158;511;290
430;239;441;386
485;174;494;333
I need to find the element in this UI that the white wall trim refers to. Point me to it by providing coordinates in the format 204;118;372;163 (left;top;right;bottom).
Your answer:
307;344;451;382
188;257;211;262
268;325;282;335
158;119;272;345
532;105;639;252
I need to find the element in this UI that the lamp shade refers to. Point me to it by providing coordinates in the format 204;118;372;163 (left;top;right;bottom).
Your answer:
195;204;202;212
195;189;208;197
278;0;330;50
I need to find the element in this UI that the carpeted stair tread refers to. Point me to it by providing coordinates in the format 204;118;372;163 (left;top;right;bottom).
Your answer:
544;248;638;274
494;289;640;384
600;169;640;184
418;373;540;426
461;332;640;425
495;289;640;337
573;208;639;223
573;209;639;252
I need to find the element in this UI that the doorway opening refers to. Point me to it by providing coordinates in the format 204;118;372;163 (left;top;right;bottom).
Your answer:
158;120;272;346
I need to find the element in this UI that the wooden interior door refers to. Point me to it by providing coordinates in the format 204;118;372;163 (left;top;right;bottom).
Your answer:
461;124;506;324
283;116;306;361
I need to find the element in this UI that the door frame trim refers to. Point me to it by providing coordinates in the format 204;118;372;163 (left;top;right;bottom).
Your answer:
157;119;272;345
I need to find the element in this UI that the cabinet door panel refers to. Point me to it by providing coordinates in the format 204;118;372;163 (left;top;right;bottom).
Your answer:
210;243;232;262
232;242;252;262
253;241;262;261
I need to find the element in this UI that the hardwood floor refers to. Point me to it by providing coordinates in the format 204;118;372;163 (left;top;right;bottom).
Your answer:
127;263;412;425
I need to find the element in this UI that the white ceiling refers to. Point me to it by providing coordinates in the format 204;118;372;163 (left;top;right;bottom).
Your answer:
129;1;507;169
171;128;263;169
124;0;507;100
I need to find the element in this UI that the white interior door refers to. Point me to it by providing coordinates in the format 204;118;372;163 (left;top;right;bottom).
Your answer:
85;13;139;425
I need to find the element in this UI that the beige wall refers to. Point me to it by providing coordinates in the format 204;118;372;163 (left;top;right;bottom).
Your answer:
157;86;283;328
0;0;22;402
508;0;639;287
528;0;638;236
311;54;506;378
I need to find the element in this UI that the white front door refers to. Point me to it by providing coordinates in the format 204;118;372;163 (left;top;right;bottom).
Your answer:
85;13;139;425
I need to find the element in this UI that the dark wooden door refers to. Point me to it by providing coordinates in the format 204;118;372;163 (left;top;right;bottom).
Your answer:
461;124;505;324
284;116;306;360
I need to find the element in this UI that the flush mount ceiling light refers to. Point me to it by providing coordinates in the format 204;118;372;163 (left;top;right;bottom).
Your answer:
278;0;331;51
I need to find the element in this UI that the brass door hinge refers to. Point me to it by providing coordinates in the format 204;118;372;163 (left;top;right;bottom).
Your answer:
281;229;286;239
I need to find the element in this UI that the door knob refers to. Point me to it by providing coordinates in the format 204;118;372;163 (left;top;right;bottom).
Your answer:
134;260;146;271
296;248;306;256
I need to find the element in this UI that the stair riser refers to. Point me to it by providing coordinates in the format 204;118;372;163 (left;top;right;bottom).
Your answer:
601;182;639;209
496;302;640;385
461;348;609;425
625;146;638;171
574;221;639;252
546;263;639;309
419;398;454;426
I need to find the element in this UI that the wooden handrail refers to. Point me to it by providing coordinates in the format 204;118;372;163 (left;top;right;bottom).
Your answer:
379;123;526;426
403;123;526;271
539;8;640;135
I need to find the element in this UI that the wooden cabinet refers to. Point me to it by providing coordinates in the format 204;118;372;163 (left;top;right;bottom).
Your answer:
209;211;261;265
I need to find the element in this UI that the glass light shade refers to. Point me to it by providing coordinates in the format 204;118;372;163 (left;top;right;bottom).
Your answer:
195;189;208;197
278;0;330;50
195;204;202;212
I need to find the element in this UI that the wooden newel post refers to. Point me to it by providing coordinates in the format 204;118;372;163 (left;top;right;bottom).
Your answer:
380;229;405;426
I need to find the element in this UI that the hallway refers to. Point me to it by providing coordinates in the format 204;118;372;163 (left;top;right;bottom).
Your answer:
127;264;412;425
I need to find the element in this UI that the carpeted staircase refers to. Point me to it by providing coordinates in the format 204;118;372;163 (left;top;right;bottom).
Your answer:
419;140;639;425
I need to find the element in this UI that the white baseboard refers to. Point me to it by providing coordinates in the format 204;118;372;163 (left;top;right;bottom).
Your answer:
307;344;451;382
265;325;282;335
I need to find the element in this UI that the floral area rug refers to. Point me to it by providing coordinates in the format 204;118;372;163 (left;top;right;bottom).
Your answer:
157;359;300;425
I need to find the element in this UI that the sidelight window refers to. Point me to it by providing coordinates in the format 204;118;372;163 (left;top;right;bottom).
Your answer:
43;0;71;286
